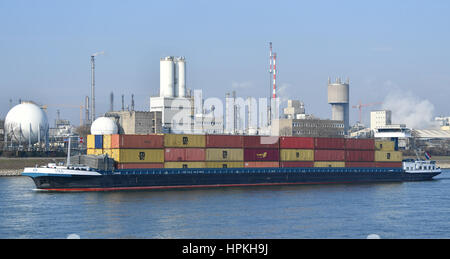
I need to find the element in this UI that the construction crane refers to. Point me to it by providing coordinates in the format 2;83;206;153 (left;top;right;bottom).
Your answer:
41;104;85;126
352;101;383;123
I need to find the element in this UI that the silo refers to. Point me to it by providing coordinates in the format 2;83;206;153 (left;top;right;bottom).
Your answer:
177;57;186;98
328;78;350;132
160;57;175;97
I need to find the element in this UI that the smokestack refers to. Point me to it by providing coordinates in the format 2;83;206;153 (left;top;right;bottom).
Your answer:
110;92;114;112
85;96;90;125
121;94;125;111
91;55;95;122
131;94;135;111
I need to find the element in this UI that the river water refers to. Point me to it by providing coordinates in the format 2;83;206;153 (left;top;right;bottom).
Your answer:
0;171;449;239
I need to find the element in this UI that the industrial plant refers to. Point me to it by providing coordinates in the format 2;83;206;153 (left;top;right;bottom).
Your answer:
1;43;450;159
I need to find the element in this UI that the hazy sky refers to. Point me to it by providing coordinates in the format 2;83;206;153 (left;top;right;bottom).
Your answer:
1;0;449;127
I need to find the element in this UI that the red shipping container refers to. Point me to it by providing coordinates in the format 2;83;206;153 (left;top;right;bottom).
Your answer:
280;161;314;168
314;150;345;161
164;148;205;161
206;135;243;148
314;137;345;150
116;163;164;169
345;150;375;162
345;139;375;150
375;162;403;168
111;134;164;149
345;162;376;168
244;161;279;168
244;148;280;161
243;136;279;148
280;137;314;149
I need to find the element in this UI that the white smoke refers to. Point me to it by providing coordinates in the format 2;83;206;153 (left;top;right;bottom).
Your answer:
382;89;439;129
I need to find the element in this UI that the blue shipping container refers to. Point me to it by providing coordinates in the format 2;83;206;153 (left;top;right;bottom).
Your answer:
95;135;103;149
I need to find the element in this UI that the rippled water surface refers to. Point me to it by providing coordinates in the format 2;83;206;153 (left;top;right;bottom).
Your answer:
0;171;449;238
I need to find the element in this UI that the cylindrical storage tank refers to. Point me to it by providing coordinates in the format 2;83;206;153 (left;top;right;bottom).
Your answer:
244;148;279;161
160;57;175;97
280;161;314;168
314;150;345;161
280;137;314;149
244;161;279;168
177;57;186;98
4;102;49;144
90;117;118;135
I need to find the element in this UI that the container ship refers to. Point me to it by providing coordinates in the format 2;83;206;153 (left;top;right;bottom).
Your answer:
22;134;441;192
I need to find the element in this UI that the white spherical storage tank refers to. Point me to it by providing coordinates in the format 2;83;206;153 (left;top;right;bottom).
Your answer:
90;117;118;135
4;102;49;144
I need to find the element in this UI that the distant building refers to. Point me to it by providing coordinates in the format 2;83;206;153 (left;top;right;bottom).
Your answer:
275;118;345;137
105;110;162;134
283;100;305;119
370;110;392;130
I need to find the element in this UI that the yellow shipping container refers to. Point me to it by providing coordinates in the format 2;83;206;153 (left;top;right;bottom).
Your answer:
375;151;403;162
164;162;206;168
103;135;112;149
206;148;244;161
87;148;103;155
164;134;206;148
375;141;395;151
87;135;95;149
110;149;164;163
205;162;244;168
314;161;346;168
280;149;314;161
103;148;113;157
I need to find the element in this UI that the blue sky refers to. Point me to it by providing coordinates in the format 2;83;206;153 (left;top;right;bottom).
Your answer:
1;0;449;127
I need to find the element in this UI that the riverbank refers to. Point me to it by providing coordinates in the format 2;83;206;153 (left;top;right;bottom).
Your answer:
0;157;66;176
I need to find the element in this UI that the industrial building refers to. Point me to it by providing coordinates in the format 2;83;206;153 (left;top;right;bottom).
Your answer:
105;110;162;134
150;56;194;133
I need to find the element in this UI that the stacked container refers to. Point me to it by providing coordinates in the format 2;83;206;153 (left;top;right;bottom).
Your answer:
205;135;244;168
105;134;165;169
87;135;103;155
344;138;375;167
374;140;402;167
314;137;346;167
243;136;280;168
163;134;206;168
279;137;314;168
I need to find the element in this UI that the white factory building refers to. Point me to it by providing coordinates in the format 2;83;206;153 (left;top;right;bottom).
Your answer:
150;56;223;134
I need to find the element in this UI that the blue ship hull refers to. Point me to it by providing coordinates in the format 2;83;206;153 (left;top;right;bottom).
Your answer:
24;167;440;192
